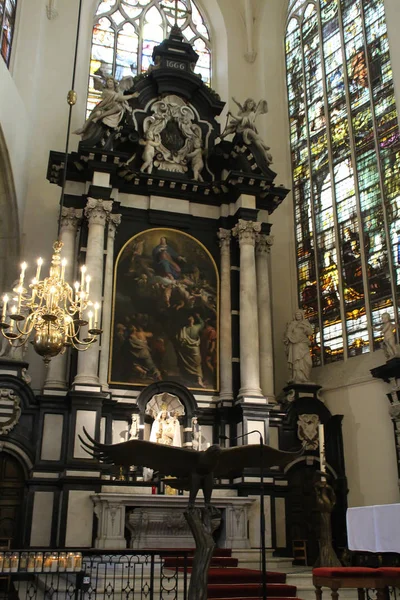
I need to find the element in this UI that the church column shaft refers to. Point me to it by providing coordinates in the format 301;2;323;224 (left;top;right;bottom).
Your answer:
233;220;263;398
99;214;121;389
44;208;82;389
256;234;275;402
218;229;233;400
74;198;112;385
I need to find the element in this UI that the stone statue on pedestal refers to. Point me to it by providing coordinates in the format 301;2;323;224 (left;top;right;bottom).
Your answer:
283;310;313;383
375;312;398;360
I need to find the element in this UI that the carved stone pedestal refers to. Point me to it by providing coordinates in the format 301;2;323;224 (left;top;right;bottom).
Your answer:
283;382;323;404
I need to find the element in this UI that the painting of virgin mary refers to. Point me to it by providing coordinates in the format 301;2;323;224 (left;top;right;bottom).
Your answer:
109;228;219;392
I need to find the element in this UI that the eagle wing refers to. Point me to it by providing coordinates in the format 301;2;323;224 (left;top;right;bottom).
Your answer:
214;444;300;478
79;428;198;477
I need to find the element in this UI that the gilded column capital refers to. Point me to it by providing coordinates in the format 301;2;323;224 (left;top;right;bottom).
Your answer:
108;214;122;240
232;219;262;246
59;207;83;232
85;198;113;226
217;228;231;252
256;233;274;255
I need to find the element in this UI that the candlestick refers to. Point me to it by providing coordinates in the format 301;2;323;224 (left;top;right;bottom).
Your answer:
17;285;23;314
61;258;67;281
318;423;326;481
2;294;8;320
80;265;86;288
94;302;99;327
10;305;17;332
88;311;93;331
19;262;27;286
36;258;43;281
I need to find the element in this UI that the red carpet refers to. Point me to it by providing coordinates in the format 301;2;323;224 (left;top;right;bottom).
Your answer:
164;548;302;600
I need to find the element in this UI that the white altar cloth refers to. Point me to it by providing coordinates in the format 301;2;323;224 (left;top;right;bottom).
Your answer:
347;504;400;553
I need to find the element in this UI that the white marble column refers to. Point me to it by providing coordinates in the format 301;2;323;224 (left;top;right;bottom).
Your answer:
232;219;264;399
74;198;112;386
217;228;233;400
256;233;276;403
44;207;82;390
99;213;121;390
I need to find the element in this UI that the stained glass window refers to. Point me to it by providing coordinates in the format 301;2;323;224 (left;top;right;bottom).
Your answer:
88;0;211;116
286;0;400;365
1;0;17;67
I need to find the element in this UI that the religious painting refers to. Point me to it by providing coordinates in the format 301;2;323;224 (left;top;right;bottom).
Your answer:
109;228;219;391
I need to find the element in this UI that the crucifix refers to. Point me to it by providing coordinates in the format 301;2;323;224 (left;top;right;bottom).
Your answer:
160;0;188;27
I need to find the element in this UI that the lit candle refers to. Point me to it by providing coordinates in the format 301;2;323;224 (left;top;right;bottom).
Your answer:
86;275;91;295
11;552;19;572
19;262;27;286
34;552;43;572
88;311;93;331
80;265;87;288
36;258;43;281
61;258;67;281
318;424;326;481
94;302;99;327
2;294;8;320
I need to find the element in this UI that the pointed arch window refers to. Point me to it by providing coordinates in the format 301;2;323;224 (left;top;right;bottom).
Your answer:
88;0;211;116
0;0;17;67
286;0;400;365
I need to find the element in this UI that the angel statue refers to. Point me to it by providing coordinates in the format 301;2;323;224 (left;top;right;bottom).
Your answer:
220;97;273;164
74;75;139;144
80;427;300;507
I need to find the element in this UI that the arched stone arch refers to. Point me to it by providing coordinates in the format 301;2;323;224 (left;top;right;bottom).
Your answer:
0;126;20;291
137;381;198;422
0;440;32;478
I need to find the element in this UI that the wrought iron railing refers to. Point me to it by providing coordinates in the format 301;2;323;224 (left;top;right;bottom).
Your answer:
0;549;190;600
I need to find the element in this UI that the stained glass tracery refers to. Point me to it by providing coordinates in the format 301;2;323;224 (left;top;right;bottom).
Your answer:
88;0;211;116
0;0;17;67
286;0;400;365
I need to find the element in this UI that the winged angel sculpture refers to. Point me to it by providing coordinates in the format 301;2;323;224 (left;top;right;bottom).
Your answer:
220;97;273;164
74;74;139;144
80;429;300;506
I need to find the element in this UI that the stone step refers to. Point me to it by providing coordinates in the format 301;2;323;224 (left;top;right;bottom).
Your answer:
233;549;295;571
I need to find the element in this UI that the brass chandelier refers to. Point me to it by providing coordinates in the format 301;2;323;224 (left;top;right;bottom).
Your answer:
0;0;102;364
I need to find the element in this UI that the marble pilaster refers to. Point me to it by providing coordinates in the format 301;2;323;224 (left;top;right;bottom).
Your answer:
256;234;276;402
44;207;82;390
232;219;264;400
74;198;112;386
218;228;233;401
99;214;121;390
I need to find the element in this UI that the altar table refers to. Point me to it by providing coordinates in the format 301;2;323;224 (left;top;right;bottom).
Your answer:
347;504;400;553
92;492;255;550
